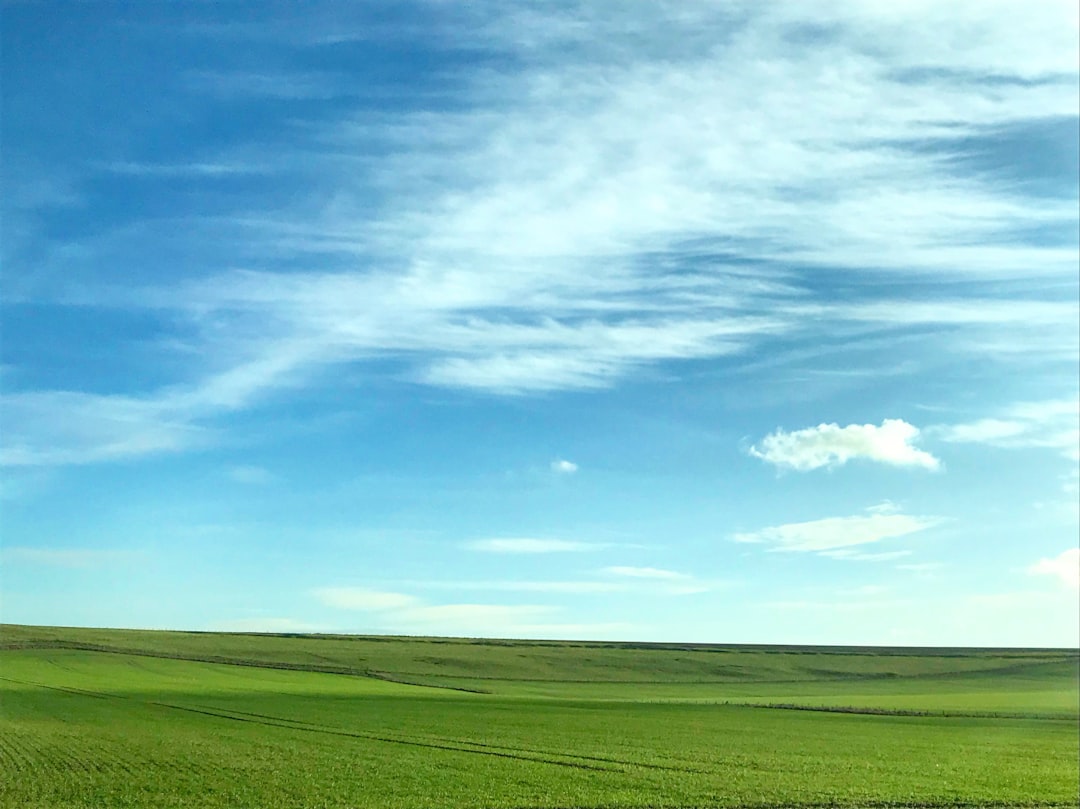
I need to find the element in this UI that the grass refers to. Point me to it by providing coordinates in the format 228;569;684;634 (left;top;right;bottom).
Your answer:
1;624;1077;808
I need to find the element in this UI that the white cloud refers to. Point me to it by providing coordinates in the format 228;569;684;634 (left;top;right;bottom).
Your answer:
550;458;578;474
865;500;901;514
396;576;715;596
311;584;613;638
734;506;939;555
934;399;1080;519
484;580;624;594
312;587;419;611
0;391;210;467
936;418;1031;443
463;538;598;554
1029;548;1080;590
7;3;1078;466
750;419;940;471
603;566;688;580
400;578;625;594
0;340;314;466
934;396;1080;461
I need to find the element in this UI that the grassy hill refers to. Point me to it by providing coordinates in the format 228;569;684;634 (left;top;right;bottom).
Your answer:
2;624;1077;808
4;622;1076;712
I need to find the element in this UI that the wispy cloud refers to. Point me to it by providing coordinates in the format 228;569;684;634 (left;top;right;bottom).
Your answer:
5;3;1077;466
933;396;1080;461
550;458;578;474
820;549;912;562
312;587;419;611
0;340;314;466
184;69;353;100
394;603;557;626
395;575;714;596
734;505;940;555
603;566;688;580
750;419;940;472
463;538;600;554
102;160;266;177
311;584;622;637
447;580;626;594
1;547;136;568
1029;548;1080;590
0;391;209;467
600;565;710;594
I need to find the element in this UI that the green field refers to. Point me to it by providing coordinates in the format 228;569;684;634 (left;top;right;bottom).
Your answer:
1;624;1077;808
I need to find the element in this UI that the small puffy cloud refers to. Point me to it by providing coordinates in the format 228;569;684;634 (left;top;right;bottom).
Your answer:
750;419;940;472
550;458;578;474
464;538;597;553
1029;548;1080;590
603;566;688;580
733;507;939;555
312;587;418;610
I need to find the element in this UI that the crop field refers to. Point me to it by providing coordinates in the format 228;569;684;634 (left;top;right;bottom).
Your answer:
1;624;1077;808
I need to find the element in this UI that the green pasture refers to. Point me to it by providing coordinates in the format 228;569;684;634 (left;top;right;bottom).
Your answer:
1;624;1077;808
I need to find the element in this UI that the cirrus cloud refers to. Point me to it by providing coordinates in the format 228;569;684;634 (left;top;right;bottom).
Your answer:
312;587;419;611
5;2;1077;468
463;537;599;553
932;396;1080;462
734;506;940;556
603;566;688;580
310;584;616;638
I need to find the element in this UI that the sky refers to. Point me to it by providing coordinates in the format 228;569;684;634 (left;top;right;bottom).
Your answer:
2;1;1078;647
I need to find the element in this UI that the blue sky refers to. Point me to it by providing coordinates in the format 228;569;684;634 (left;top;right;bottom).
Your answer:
2;1;1078;646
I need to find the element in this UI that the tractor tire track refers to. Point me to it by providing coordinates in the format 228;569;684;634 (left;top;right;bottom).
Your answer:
3;676;618;773
188;703;708;775
4;674;709;776
147;700;620;772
